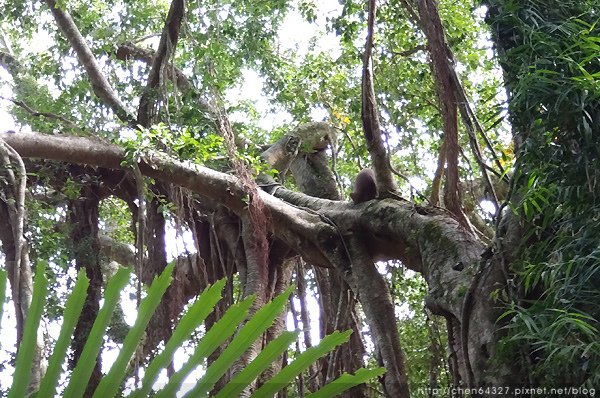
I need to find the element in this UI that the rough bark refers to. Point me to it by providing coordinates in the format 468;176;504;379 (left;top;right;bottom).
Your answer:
0;139;41;391
347;236;410;397
142;196;173;362
277;133;369;396
296;262;320;391
0;149;29;344
230;217;270;398
319;267;368;397
0;200;39;386
68;186;103;397
259;257;295;386
193;211;235;392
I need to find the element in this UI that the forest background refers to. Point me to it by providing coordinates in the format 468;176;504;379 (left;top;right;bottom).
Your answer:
0;0;598;397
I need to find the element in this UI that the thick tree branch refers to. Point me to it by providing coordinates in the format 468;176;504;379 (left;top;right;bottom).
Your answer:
0;132;334;268
0;132;481;271
0;50;19;76
44;0;135;125
1;131;480;281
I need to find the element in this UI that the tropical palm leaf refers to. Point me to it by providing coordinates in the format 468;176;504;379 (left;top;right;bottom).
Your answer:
2;265;384;397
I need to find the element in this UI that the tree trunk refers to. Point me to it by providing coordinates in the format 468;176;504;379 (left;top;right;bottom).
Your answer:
68;186;103;397
348;236;410;398
0;200;41;391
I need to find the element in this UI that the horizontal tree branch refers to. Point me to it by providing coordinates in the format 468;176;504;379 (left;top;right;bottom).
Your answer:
3;132;487;287
0;132;335;267
0;131;484;277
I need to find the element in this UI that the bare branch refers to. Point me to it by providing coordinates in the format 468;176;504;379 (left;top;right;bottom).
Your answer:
391;44;426;57
0;95;81;131
116;42;216;119
361;0;397;197
137;0;185;127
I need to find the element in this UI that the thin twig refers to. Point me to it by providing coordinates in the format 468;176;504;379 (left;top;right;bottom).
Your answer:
0;95;81;131
391;44;427;57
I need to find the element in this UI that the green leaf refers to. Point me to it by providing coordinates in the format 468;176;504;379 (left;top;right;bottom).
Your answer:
183;286;294;397
93;263;175;398
153;295;256;398
131;278;227;398
306;367;387;398
37;268;90;397
213;331;299;398
250;330;353;398
8;261;49;398
62;267;132;398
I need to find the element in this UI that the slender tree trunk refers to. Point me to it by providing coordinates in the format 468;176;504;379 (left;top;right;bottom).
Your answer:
296;261;320;391
0;200;41;391
348;236;410;398
259;257;295;385
143;196;172;356
232;217;270;398
417;0;469;229
68;186;103;397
